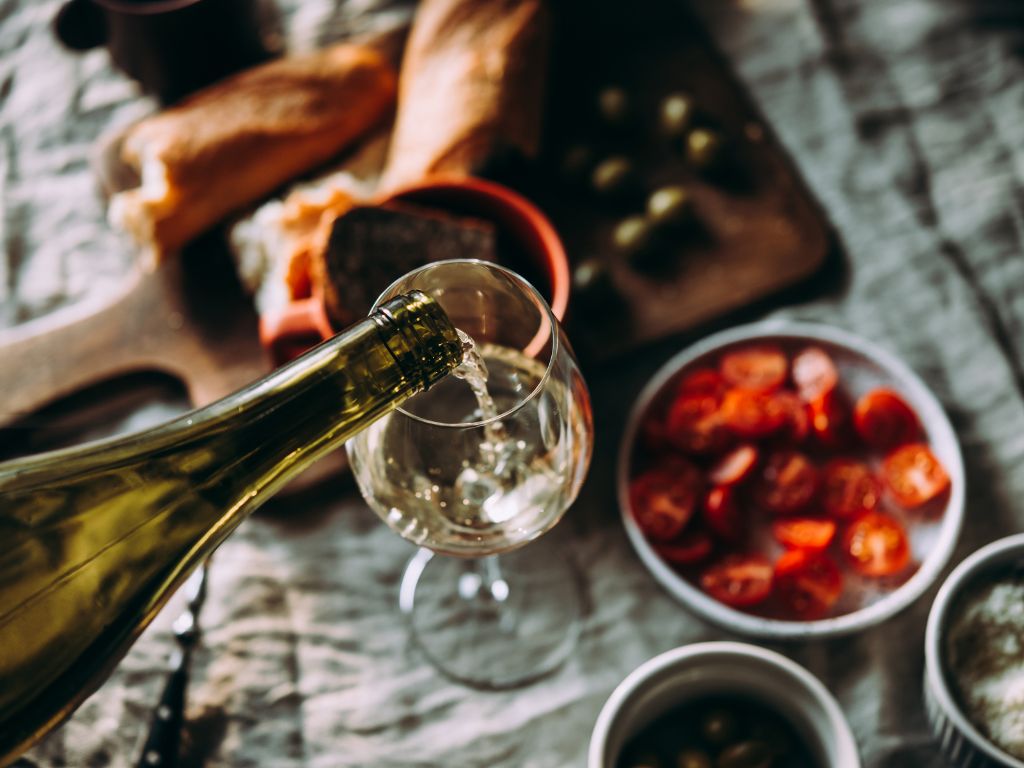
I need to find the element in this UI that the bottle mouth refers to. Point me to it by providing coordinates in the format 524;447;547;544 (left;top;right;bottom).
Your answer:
372;259;560;430
375;290;465;393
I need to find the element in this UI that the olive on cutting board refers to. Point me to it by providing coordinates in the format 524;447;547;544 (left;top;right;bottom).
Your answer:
615;695;820;768
572;257;620;309
560;144;595;186
686;127;726;173
647;185;694;230
598;85;631;130
612;215;659;264
659;91;695;137
591;155;639;200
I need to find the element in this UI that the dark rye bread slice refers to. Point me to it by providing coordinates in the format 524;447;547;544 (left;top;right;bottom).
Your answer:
319;201;497;325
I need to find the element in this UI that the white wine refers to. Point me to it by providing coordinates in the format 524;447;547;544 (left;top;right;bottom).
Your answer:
348;340;591;556
0;292;464;766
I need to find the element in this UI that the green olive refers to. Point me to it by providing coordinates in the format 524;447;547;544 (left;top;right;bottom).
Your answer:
660;92;695;137
591;156;637;200
560;144;594;185
716;740;773;768
572;258;616;302
676;748;712;768
647;185;694;229
687;128;726;172
598;86;630;127
701;709;738;746
612;215;655;260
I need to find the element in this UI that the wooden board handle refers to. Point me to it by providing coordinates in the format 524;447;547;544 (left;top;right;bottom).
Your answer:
0;271;166;427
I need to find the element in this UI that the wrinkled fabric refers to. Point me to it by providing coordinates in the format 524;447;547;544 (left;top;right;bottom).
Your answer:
5;0;1024;766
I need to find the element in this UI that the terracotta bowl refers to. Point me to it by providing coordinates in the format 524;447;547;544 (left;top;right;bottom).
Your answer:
259;176;570;365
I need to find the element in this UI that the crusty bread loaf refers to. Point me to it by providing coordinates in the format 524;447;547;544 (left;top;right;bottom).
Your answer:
380;0;550;191
227;129;389;316
110;44;397;257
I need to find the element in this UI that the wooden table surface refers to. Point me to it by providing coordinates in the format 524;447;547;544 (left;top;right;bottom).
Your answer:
4;0;1024;766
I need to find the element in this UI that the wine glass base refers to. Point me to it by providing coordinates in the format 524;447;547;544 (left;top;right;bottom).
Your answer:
399;542;584;690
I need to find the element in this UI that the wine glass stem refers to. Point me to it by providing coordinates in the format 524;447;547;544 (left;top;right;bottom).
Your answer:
479;556;509;602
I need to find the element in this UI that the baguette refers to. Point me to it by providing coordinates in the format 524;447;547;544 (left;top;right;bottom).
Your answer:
110;44;396;257
380;0;550;191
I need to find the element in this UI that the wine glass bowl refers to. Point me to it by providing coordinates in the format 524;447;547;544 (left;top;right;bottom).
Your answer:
346;259;593;689
349;260;591;556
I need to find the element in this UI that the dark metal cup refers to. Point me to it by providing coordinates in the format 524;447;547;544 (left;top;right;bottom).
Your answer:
53;0;274;104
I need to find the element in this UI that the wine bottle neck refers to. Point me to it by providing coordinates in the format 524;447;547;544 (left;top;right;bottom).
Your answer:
372;290;464;393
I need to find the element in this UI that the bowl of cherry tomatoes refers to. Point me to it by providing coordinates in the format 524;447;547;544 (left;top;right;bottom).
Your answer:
618;320;965;639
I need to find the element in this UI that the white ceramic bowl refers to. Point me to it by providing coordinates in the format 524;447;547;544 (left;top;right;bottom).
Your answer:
618;320;966;640
589;641;860;768
925;533;1024;768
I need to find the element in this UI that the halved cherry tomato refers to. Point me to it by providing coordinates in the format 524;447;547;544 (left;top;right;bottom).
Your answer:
720;345;788;392
821;459;881;519
774;549;843;618
773;390;811;444
854;388;921;450
882;443;950;508
844;512;911;576
720;389;787;439
772;518;837;551
701;554;774;607
666;391;731;456
709;444;759;486
809;388;855;450
753;451;819;515
702;486;742;541
792;346;838;402
654;528;714;566
676;368;727;397
629;458;703;541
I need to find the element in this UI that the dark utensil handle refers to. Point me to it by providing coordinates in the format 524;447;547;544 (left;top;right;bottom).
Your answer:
53;0;106;51
135;651;190;768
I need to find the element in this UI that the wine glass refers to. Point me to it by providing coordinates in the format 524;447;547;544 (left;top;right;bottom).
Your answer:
347;259;593;689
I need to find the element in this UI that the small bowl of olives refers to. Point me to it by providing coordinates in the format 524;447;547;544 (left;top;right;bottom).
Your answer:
588;641;860;768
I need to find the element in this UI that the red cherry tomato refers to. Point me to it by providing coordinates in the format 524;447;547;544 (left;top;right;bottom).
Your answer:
654;528;714;566
629;459;703;541
753;451;819;515
708;445;759;486
809;388;855;450
702;485;742;541
771;518;837;551
666;391;731;456
821;459;881;519
854;388;921;450
701;554;774;608
720;389;787;439
773;390;811;444
720;345;788;392
676;368;727;397
774;549;843;618
844;512;911;576
792;346;838;402
882;443;951;508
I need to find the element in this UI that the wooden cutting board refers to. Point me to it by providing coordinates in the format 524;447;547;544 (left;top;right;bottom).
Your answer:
500;0;836;362
0;239;268;432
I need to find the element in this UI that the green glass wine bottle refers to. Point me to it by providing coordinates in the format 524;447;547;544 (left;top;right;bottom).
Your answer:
0;290;463;764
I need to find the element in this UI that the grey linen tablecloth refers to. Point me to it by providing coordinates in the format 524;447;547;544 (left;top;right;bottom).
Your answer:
4;0;1024;765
